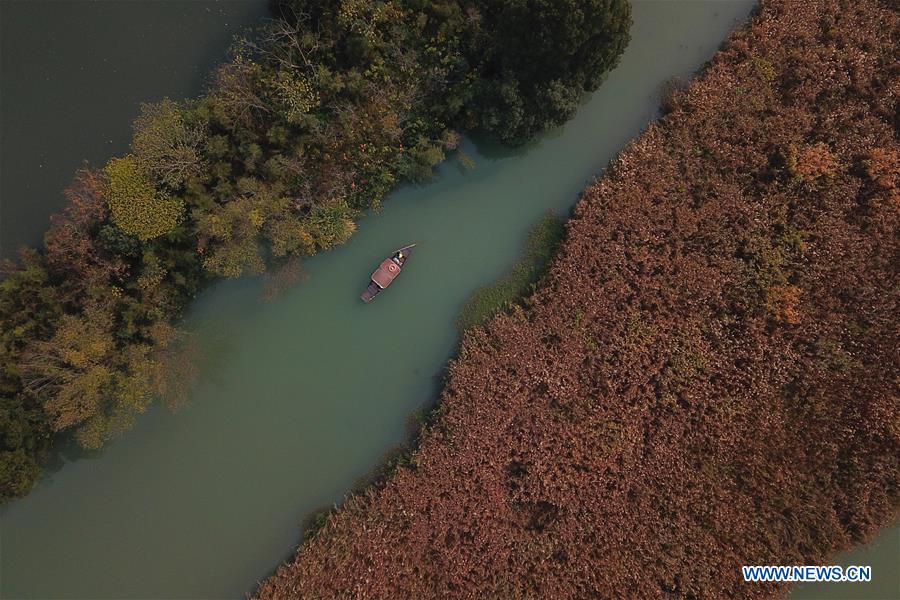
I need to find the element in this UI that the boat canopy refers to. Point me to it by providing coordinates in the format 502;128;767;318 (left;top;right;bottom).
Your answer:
371;258;401;289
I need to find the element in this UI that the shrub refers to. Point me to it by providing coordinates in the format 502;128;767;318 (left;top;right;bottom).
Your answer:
862;147;899;200
766;284;803;325
659;76;687;114
786;142;837;182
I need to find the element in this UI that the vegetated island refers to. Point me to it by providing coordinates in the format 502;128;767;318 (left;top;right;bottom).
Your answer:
0;0;631;502
256;0;899;597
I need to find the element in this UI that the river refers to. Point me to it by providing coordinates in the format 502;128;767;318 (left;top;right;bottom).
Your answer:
1;2;896;599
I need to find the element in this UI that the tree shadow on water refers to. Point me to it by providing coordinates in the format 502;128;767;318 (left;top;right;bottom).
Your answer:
466;131;540;161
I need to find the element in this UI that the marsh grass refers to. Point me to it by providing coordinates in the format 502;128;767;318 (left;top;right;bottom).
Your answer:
296;214;564;545
456;211;565;332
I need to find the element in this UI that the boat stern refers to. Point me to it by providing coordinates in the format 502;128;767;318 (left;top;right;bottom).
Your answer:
361;281;381;303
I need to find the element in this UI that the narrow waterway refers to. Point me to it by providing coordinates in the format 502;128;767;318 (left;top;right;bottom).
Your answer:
1;2;895;599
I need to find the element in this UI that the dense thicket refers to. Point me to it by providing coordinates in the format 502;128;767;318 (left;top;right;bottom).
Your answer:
0;0;630;502
256;0;899;597
470;0;631;143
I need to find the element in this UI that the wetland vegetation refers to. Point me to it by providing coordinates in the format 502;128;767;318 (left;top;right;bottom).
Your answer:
0;0;631;502
256;1;899;596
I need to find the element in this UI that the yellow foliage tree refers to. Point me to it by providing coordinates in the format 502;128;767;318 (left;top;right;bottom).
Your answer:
104;155;184;241
20;311;169;449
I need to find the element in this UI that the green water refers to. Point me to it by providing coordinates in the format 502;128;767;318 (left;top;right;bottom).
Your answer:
791;523;899;600
1;2;895;599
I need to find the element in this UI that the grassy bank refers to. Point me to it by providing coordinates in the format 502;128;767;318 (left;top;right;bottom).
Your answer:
456;211;564;331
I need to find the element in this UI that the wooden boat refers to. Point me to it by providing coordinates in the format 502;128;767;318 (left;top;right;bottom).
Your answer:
361;244;417;302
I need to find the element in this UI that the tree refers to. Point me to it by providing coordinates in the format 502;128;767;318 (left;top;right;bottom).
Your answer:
132;99;207;190
0;248;58;501
470;0;631;143
44;169;130;303
20;312;117;435
104;155;185;241
403;137;446;181
211;57;271;128
0;445;43;502
19;310;168;449
266;70;320;125
195;190;272;278
0;250;64;364
303;200;357;250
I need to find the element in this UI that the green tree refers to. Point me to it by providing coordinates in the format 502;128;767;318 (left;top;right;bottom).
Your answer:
303;201;357;250
471;0;631;143
0;444;43;502
195;191;272;278
266;71;320;125
0;249;58;501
